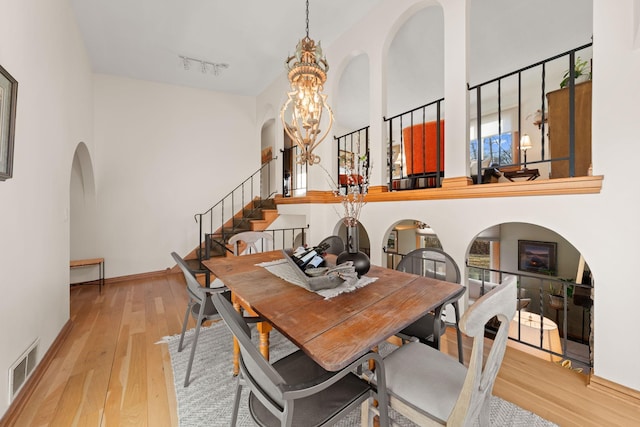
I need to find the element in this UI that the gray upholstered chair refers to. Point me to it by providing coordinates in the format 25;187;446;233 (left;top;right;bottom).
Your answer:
396;248;465;363
171;251;227;387
211;292;389;427
362;280;517;426
228;231;273;256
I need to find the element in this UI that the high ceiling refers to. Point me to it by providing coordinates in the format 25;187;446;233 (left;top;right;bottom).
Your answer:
70;0;592;131
70;0;385;96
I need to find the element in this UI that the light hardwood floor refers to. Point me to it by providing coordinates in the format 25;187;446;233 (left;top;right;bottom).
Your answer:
4;273;639;426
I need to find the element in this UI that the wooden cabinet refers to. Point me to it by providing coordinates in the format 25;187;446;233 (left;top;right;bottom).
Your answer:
546;80;592;178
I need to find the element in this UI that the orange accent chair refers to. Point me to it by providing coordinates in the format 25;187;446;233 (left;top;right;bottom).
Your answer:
402;120;445;176
338;173;364;186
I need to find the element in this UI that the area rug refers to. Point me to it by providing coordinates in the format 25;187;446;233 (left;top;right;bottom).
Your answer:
161;321;557;427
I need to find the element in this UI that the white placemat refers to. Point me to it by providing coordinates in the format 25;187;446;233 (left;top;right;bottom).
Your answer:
257;258;377;299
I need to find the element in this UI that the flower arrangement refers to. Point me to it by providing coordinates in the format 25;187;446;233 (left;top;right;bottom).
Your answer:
549;278;575;298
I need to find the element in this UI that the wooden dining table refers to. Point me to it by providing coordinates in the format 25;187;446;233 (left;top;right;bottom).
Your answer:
203;250;465;373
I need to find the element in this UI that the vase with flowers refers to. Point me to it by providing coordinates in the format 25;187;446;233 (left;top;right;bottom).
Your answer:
324;142;371;277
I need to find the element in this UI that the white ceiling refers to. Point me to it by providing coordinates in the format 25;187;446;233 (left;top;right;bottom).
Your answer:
70;0;593;131
70;0;385;96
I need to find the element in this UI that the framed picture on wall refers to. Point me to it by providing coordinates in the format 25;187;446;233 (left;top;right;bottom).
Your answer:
387;230;398;254
518;240;557;275
0;64;17;181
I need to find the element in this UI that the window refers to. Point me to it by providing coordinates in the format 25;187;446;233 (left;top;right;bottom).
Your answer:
468;238;501;283
470;133;514;165
469;115;518;167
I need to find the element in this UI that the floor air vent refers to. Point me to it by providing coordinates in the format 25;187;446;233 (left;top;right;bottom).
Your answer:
9;339;38;403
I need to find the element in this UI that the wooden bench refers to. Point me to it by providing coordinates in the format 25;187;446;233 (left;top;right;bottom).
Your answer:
70;258;105;293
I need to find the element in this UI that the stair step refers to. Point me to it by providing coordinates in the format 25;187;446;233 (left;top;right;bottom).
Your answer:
253;199;276;210
242;208;264;217
262;209;279;222
221;227;251;236
195;196;279;261
234;217;252;226
250;220;268;231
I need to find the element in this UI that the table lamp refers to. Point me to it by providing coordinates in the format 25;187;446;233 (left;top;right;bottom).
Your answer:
508;311;563;362
520;134;533;169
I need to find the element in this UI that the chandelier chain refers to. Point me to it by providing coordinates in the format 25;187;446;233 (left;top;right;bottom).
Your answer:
305;0;310;38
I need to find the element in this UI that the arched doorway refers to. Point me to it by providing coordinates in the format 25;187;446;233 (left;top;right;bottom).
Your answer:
69;142;98;282
467;222;593;372
383;219;443;269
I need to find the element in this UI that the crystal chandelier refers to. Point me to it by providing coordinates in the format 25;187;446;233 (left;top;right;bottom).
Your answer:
280;0;334;166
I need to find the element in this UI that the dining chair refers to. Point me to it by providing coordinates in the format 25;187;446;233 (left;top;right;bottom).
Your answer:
362;280;517;426
228;231;273;256
180;256;212;287
171;251;228;387
211;292;390;427
395;248;465;363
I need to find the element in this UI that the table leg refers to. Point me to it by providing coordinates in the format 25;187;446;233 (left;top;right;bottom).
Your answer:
100;259;105;293
256;322;272;361
231;293;272;375
232;299;242;376
368;345;379;372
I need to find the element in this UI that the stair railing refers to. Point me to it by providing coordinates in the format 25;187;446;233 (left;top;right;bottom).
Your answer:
259;226;310;251
194;157;278;261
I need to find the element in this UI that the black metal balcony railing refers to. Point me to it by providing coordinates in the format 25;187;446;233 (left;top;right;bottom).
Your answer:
282;145;307;197
384;98;445;191
468;264;593;370
469;43;593;183
376;43;592;189
376;248;594;371
334;127;370;191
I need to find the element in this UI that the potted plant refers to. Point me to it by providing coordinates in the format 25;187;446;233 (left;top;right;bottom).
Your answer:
548;278;575;309
559;57;591;88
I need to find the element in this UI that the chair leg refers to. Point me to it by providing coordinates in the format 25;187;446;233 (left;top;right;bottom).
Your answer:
478;395;491;427
432;306;444;350
360;398;372;427
453;301;464;364
184;303;206;387
230;375;243;426
178;302;192;352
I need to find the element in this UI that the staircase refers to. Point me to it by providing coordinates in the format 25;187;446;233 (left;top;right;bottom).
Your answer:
201;197;279;259
189;159;280;265
185;158;309;280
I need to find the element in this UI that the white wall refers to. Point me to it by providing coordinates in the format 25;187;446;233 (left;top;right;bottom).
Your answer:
589;0;640;391
0;0;94;415
257;0;640;393
93;75;257;277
